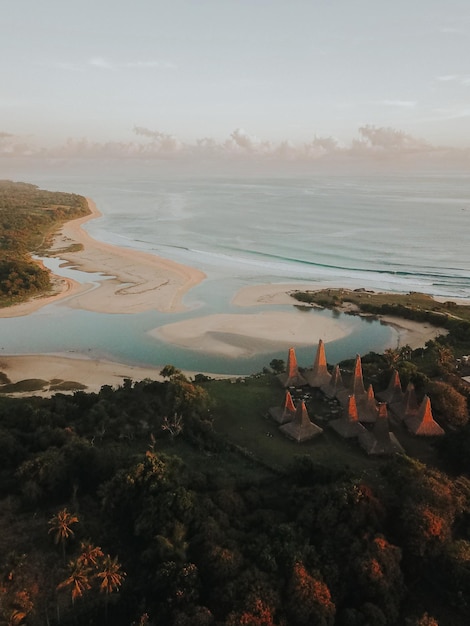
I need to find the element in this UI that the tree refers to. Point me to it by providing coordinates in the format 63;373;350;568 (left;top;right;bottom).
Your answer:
48;508;79;561
96;554;126;621
286;562;335;626
269;359;285;374
428;381;468;428
383;348;400;369
77;541;104;568
97;555;125;595
57;559;91;605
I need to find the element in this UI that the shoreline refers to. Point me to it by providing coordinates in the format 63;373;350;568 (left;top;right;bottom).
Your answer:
0;198;454;392
0;198;207;318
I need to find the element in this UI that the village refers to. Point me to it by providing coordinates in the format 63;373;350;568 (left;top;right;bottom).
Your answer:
267;340;444;455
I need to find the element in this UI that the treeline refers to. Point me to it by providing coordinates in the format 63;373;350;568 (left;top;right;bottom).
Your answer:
0;180;89;304
1;369;470;625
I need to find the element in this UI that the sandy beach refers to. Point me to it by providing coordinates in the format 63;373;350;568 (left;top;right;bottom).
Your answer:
0;354;165;396
0;198;206;318
378;315;448;350
152;310;353;358
0;199;452;393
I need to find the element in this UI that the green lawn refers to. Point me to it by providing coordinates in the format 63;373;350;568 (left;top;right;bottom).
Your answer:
204;375;393;473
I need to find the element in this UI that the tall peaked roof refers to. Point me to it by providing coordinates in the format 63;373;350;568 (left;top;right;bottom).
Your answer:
357;384;379;423
390;382;419;421
405;395;445;436
305;339;332;388
277;347;307;388
329;395;366;438
337;354;366;406
377;369;404;405
345;394;359;422
269;390;297;424
351;354;366;396
359;403;405;455
279;400;323;442
321;364;344;398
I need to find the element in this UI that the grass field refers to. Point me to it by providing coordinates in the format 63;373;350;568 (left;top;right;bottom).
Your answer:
203;374;416;474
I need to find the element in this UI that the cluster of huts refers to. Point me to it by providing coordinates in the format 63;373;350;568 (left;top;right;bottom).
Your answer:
268;340;444;455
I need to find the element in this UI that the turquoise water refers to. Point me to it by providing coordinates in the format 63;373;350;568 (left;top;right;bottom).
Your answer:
1;160;468;374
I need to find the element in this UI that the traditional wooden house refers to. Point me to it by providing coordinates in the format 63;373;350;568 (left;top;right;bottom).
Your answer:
269;390;296;425
329;395;367;438
359;403;405;455
389;382;419;421
376;369;404;405
277;347;308;388
336;354;367;406
304;339;332;388
405;395;444;436
357;384;379;423
320;364;344;399
279;400;323;442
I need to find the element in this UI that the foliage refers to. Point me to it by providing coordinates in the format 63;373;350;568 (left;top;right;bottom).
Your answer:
0;375;469;623
0;180;89;306
428;381;469;428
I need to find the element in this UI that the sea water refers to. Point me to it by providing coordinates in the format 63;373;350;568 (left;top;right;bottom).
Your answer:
0;160;468;374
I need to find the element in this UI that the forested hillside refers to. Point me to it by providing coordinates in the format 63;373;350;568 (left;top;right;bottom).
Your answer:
0;181;89;305
1;368;470;625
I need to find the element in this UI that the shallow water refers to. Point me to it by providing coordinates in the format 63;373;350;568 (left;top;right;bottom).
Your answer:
1;162;468;374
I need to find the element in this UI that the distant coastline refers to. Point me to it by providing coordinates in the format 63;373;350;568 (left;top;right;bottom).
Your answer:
0;192;451;393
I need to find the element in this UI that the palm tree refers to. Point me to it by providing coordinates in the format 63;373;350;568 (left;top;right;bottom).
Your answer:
48;509;79;562
57;560;91;605
96;555;126;623
77;541;104;568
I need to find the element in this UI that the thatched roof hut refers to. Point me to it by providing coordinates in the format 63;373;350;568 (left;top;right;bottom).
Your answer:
279;400;323;442
277;347;308;388
269;390;296;425
329;395;367;438
405;395;444;436
357;384;379;423
321;364;344;399
304;339;331;388
337;354;367;406
359;403;405;455
389;382;419;422
377;369;404;405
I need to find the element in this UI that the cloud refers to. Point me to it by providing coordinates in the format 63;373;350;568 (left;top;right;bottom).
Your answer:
89;57;114;70
432;107;470;120
436;74;470;86
132;126;182;154
373;100;417;108
124;60;177;70
1;125;468;166
88;57;176;71
354;125;430;152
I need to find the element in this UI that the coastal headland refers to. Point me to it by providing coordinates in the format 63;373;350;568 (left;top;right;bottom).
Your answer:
0;196;451;394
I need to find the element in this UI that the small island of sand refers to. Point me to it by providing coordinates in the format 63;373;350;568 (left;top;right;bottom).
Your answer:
0;195;453;394
152;310;354;358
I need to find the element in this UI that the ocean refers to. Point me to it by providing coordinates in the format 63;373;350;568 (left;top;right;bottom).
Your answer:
1;160;469;374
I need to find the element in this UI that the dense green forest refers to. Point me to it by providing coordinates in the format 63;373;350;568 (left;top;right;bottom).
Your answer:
2;187;470;624
0;181;89;305
1;355;470;625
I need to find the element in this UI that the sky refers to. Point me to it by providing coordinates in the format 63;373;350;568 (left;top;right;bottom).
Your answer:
2;0;470;160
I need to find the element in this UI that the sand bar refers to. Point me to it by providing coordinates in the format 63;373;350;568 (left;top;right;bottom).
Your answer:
232;282;336;307
0;354;164;396
232;283;449;350
152;310;353;358
0;198;206;318
379;315;448;350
